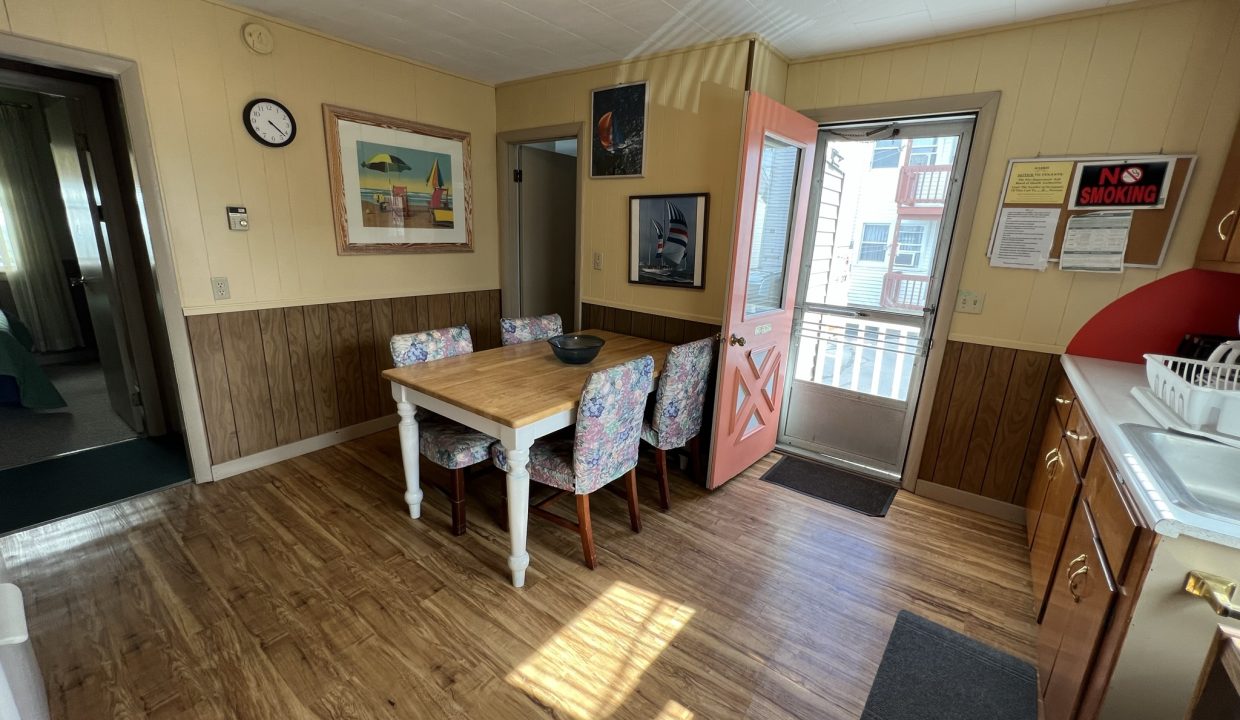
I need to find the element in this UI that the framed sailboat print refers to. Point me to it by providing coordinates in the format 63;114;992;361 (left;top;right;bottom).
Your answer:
629;193;708;288
323;104;474;254
591;81;647;178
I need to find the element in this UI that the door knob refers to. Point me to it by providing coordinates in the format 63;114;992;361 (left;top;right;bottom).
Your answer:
729;334;746;347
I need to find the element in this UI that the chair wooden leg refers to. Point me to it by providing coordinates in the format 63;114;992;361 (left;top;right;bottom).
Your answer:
624;468;642;533
688;435;702;482
654;448;671;512
449;468;467;536
576;494;597;569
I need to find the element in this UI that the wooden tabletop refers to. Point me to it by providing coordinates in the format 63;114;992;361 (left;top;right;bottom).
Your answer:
382;330;672;428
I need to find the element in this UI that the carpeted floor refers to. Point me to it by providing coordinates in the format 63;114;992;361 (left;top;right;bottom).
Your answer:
0;360;138;470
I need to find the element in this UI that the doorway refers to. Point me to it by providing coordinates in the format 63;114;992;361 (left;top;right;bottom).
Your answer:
498;126;582;329
0;60;189;534
779;115;976;482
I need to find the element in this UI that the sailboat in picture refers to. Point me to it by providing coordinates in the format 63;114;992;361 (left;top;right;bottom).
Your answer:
637;200;695;285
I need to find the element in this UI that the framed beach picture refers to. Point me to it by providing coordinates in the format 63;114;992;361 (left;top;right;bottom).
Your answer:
591;81;647;178
323;104;473;254
629;193;708;289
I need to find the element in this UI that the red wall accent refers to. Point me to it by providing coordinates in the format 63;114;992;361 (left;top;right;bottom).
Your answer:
1066;269;1240;363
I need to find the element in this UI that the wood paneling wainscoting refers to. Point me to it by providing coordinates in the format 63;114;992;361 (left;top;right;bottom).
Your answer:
580;303;720;344
918;340;1063;506
186;290;502;466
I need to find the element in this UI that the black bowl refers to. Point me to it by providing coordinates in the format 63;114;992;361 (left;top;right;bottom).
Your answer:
547;334;605;364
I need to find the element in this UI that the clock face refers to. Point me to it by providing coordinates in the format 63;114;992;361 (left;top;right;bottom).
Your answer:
243;99;296;148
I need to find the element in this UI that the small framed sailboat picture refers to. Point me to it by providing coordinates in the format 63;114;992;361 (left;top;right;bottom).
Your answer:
629;193;708;289
591;81;647;178
323;104;473;254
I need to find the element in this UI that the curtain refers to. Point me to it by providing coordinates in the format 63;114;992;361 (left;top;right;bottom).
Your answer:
0;105;81;352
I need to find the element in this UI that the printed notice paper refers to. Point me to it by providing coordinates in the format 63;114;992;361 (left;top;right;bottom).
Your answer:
990;207;1060;270
1060;211;1132;272
1004;161;1074;204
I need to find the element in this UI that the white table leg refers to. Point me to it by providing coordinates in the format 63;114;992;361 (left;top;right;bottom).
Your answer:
504;445;532;588
393;387;423;519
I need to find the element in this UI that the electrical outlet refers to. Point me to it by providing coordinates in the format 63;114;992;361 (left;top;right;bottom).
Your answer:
956;290;984;315
211;276;230;300
592;252;603;270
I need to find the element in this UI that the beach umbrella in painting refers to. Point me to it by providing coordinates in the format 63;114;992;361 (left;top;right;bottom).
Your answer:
361;153;412;175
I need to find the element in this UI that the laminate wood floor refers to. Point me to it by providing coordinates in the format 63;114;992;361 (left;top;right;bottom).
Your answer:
0;430;1037;719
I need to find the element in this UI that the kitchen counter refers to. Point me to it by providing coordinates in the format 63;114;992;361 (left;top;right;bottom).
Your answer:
1061;354;1240;549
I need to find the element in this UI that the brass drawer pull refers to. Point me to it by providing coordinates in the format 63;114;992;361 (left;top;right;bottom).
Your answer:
1066;429;1090;442
1065;553;1087;577
1054;396;1073;406
1185;571;1240;619
1068;564;1089;602
1044;448;1060;473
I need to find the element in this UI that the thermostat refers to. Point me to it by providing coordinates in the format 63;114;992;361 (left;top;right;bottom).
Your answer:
226;206;249;231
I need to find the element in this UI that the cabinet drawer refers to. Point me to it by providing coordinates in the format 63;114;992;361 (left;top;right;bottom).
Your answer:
1084;448;1140;583
1029;438;1082;621
1064;403;1096;476
1052;374;1076;428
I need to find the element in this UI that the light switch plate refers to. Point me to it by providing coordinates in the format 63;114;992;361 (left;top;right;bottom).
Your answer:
211;276;230;300
592;252;603;270
956;290;984;315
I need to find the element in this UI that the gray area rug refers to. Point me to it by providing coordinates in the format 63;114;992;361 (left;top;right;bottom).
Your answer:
862;611;1037;720
0;361;138;470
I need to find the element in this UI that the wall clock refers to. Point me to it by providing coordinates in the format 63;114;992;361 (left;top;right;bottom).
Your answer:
243;98;296;148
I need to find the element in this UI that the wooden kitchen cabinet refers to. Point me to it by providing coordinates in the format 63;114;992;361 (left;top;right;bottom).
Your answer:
1038;500;1119;719
1026;417;1068;547
1029;438;1082;620
1196;114;1240;271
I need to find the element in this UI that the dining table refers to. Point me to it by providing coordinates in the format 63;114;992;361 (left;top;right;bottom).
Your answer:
382;329;673;587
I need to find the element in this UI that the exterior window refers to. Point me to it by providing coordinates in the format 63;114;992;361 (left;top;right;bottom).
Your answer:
908;138;937;166
859;223;889;262
0;207;14;272
870;139;900;169
895;224;926;268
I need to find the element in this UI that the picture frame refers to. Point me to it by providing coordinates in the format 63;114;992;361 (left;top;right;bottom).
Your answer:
591;81;647;178
323;104;473;254
629;193;708;289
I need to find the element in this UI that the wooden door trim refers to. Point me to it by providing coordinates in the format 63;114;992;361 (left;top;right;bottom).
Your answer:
495;124;585;330
796;92;1000;492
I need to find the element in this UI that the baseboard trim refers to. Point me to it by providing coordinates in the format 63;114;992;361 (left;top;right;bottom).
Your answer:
210;415;398;481
914;480;1026;525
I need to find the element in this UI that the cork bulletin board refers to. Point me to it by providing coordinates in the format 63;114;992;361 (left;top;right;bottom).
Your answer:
988;154;1196;268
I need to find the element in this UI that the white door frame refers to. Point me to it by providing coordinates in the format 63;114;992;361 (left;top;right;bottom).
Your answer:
0;35;212;483
795;92;1000;492
495;124;584;330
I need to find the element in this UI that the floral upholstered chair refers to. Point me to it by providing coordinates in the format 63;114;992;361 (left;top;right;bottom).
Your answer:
390;325;495;535
641;337;714;510
492;355;654;568
499;313;563;346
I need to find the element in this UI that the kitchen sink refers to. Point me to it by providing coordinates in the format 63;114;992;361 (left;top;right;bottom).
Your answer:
1121;424;1240;523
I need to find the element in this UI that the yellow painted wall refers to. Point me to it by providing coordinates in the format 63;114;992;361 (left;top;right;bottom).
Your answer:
0;0;499;314
495;40;751;324
785;0;1240;352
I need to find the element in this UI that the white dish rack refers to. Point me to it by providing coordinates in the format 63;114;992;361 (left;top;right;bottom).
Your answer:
1138;353;1240;442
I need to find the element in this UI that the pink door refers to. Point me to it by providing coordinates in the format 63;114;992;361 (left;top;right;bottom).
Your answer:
707;92;818;489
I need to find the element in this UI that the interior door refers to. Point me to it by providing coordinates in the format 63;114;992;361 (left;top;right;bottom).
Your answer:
706;92;817;489
517;144;576;324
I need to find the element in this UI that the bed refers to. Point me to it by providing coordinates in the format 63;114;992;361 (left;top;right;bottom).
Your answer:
0;309;66;409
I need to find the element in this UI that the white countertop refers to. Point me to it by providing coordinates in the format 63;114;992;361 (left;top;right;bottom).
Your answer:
1062;354;1240;549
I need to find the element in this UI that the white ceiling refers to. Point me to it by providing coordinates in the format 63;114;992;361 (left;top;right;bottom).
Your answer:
236;0;1135;84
